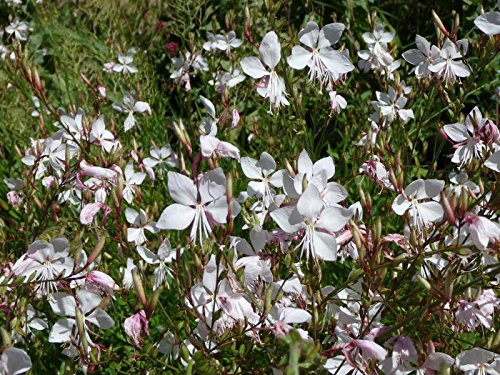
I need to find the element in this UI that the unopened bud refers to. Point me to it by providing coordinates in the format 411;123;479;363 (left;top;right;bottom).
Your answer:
285;159;295;177
87;235;106;266
432;10;449;37
416;275;431;291
440;192;456;226
147;287;162;316
75;306;88;355
132;269;148;307
444;271;454;301
1;328;11;347
226;172;233;202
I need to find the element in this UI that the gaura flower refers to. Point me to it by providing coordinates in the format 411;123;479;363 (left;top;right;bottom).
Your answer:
287;21;354;91
240;31;289;112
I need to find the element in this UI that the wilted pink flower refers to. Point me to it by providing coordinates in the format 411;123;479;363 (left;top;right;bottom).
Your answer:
124;310;150;347
80;202;112;225
6;191;21;208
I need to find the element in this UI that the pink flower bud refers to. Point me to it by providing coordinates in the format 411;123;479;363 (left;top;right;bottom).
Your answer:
86;271;118;296
165;41;179;55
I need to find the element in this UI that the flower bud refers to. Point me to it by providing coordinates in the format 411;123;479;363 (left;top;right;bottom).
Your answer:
440;192;456;226
432;10;449;37
87;235;106;267
132;269;147;307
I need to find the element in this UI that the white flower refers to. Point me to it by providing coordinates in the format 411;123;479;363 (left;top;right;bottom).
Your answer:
485;150;500;172
371;87;414;125
156;169;228;244
112;54;138;74
89;116;120;153
5;19;29;41
241;152;284;208
329;91;347;114
12;238;74;295
125;208;158;246
271;185;353;261
48;290;114;350
170;50;208;91
429;38;470;84
456;348;500;375
392;179;444;231
443;107;488;166
463;212;500;250
287;21;354;90
203;31;242;52
112;93;151;132
402;34;441;78
121;163;147;204
240;31;289;112
137;239;181;290
143;145;177;174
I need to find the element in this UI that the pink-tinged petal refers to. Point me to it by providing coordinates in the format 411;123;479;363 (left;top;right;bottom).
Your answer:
205;197;229;224
279;307;311;324
443;123;469;142
240;57;268;79
137;246;159;264
80;202;104;225
2;347;32;375
287;45;312;70
392;194;411;215
474;12;500;35
167;171;197;205
133;101;151;114
317;23;345;48
87;308;114;329
298;21;320;48
312;230;338;261
423;352;455;371
316;206;352;232
485;150;500;172
352;339;387;361
297;185;323;220
48;318;75;343
157;204;196;230
259;31;281;69
318;49;355;75
77;290;102;314
298;150;313;175
416;201;444;223
124;310;149;347
198;168;226;204
270;206;304;233
49;292;76;317
240;157;262;179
